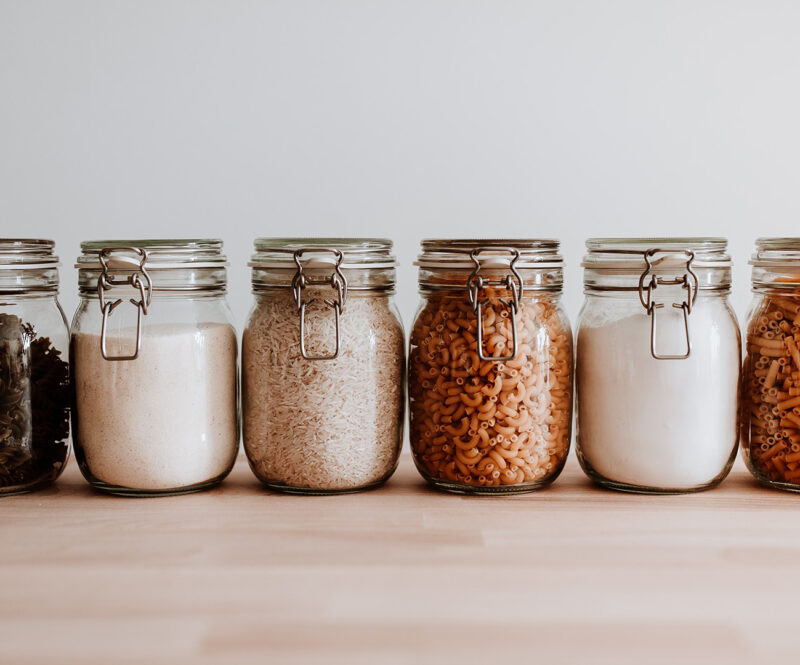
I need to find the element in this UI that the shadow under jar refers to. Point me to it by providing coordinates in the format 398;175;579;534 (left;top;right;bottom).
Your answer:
70;240;239;496
0;239;70;495
576;238;740;494
242;238;405;494
740;238;800;492
409;239;573;494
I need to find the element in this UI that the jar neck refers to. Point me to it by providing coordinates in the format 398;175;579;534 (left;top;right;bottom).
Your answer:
251;266;396;293
418;266;563;295
78;267;227;295
583;266;731;295
0;267;59;295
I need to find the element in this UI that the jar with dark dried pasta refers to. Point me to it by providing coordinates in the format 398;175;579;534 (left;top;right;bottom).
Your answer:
409;239;573;494
0;239;70;495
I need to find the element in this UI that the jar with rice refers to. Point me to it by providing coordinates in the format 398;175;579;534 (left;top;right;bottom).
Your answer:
242;238;405;494
408;239;573;494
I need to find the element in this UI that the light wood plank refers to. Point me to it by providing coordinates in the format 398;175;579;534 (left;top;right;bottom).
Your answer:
1;454;798;664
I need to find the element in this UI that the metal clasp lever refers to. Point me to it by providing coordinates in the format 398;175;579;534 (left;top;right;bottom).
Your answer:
638;248;698;360
98;247;152;361
291;248;347;360
467;248;524;362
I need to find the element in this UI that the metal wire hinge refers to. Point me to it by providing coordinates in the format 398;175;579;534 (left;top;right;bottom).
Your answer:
638;248;698;360
467;247;524;362
291;248;347;360
97;247;153;361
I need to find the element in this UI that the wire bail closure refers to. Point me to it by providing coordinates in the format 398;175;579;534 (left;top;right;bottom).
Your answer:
467;247;524;362
291;248;348;360
97;247;153;361
637;248;699;360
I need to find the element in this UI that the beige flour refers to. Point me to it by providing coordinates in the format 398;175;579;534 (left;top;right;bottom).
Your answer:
72;322;238;490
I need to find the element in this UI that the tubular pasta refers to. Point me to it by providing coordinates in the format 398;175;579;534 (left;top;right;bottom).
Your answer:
742;293;800;487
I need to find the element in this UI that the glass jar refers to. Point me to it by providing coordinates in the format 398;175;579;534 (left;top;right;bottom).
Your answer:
740;238;800;492
576;238;740;493
71;239;238;496
409;239;573;494
0;239;70;495
242;238;405;494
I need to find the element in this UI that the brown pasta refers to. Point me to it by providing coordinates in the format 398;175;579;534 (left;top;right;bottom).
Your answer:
409;289;572;491
742;294;800;487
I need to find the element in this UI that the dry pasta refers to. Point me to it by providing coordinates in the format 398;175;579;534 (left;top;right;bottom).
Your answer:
742;293;800;487
409;289;573;491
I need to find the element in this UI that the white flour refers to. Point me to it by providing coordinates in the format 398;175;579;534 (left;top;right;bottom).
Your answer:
576;302;739;489
72;322;238;490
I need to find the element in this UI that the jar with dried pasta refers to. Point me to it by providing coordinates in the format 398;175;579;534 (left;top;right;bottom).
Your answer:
243;238;405;494
409;239;573;494
741;238;800;492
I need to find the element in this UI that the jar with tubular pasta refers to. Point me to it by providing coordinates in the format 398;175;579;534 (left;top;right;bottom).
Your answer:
243;239;404;494
409;239;573;494
741;238;800;492
576;238;740;493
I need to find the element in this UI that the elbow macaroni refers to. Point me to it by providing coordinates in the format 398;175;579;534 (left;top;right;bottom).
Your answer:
409;289;573;491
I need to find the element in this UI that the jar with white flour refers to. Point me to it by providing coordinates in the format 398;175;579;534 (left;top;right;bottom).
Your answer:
71;240;239;496
576;238;740;493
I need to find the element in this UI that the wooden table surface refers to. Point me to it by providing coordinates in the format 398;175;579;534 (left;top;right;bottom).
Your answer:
2;453;799;665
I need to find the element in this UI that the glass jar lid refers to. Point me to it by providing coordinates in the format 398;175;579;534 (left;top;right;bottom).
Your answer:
249;238;397;291
416;238;562;269
750;238;800;289
583;237;730;270
77;239;226;270
415;238;564;296
249;238;397;361
76;239;228;361
250;237;396;268
0;239;60;293
582;238;731;361
583;237;731;290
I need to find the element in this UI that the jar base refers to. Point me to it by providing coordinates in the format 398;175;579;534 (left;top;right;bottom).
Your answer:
257;476;391;496
579;463;728;495
752;477;800;494
0;466;66;496
419;475;559;495
86;477;225;497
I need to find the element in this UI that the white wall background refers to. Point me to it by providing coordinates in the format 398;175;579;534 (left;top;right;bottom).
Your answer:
3;0;800;330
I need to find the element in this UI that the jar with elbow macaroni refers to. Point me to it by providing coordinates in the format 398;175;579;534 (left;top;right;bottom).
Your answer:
741;238;800;492
409;239;573;494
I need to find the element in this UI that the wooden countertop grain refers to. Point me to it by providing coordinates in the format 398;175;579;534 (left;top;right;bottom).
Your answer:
1;454;799;665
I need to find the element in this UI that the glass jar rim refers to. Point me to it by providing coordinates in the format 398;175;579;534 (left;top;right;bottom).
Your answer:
416;238;562;269
583;237;731;269
250;237;397;269
0;238;59;269
751;237;800;268
77;239;226;269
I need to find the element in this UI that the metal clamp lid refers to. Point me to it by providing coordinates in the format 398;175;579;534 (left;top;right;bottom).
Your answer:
594;247;699;360
466;247;524;362
290;248;348;360
97;247;153;361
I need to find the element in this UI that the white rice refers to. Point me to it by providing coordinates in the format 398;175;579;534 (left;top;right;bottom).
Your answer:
242;291;404;491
